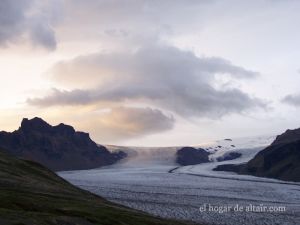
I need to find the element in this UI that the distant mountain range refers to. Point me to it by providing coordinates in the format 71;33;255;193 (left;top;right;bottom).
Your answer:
105;136;274;167
0;117;126;171
0;117;298;182
214;128;300;182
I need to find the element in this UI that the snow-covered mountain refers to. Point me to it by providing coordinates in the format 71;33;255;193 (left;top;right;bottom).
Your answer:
105;134;276;167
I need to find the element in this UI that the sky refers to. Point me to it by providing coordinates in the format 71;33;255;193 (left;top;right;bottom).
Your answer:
1;0;300;146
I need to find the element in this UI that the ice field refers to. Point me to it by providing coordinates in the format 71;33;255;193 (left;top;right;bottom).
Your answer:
60;136;300;225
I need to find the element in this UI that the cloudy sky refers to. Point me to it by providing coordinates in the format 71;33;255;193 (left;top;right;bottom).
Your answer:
1;0;300;146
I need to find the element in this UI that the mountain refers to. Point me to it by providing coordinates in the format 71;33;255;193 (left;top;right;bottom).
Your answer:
0;117;126;171
0;149;192;225
105;136;274;168
216;152;241;162
271;128;300;145
176;147;210;166
214;128;300;182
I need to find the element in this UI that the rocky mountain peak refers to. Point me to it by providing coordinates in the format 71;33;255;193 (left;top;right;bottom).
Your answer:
0;118;126;171
20;117;52;133
53;123;76;136
271;127;300;146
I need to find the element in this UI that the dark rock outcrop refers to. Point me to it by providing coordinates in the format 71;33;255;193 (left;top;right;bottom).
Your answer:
213;163;241;172
0;117;126;171
216;152;241;162
271;128;300;145
176;147;210;166
214;128;300;182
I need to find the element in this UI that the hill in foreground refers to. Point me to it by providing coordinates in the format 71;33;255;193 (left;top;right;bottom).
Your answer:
0;150;195;225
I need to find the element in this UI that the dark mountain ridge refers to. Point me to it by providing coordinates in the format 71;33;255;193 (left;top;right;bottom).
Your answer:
214;128;300;182
0;117;126;171
271;128;300;145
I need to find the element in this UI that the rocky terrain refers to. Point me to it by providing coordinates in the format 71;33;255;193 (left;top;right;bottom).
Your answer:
216;152;241;162
176;147;210;166
0;117;126;171
214;128;300;181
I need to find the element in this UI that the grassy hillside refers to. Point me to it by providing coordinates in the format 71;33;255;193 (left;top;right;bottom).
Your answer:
0;150;195;225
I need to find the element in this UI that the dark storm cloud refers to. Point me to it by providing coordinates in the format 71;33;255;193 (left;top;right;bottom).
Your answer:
0;0;30;44
28;44;265;118
0;0;59;50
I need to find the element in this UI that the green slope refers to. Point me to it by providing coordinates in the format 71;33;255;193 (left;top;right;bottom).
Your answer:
0;150;195;225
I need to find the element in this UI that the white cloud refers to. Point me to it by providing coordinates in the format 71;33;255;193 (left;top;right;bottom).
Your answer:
28;44;265;118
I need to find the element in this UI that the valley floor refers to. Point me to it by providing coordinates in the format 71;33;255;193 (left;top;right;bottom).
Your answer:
59;146;300;225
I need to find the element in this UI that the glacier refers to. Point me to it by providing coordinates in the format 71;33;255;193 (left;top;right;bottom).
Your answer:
59;135;300;225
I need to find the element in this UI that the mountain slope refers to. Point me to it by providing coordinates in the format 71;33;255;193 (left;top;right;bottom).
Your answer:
0;117;126;171
0;150;194;225
214;128;300;182
176;147;210;166
240;140;300;181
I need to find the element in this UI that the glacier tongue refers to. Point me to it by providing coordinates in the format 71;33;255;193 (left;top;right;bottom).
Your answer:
59;134;300;225
105;134;276;169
